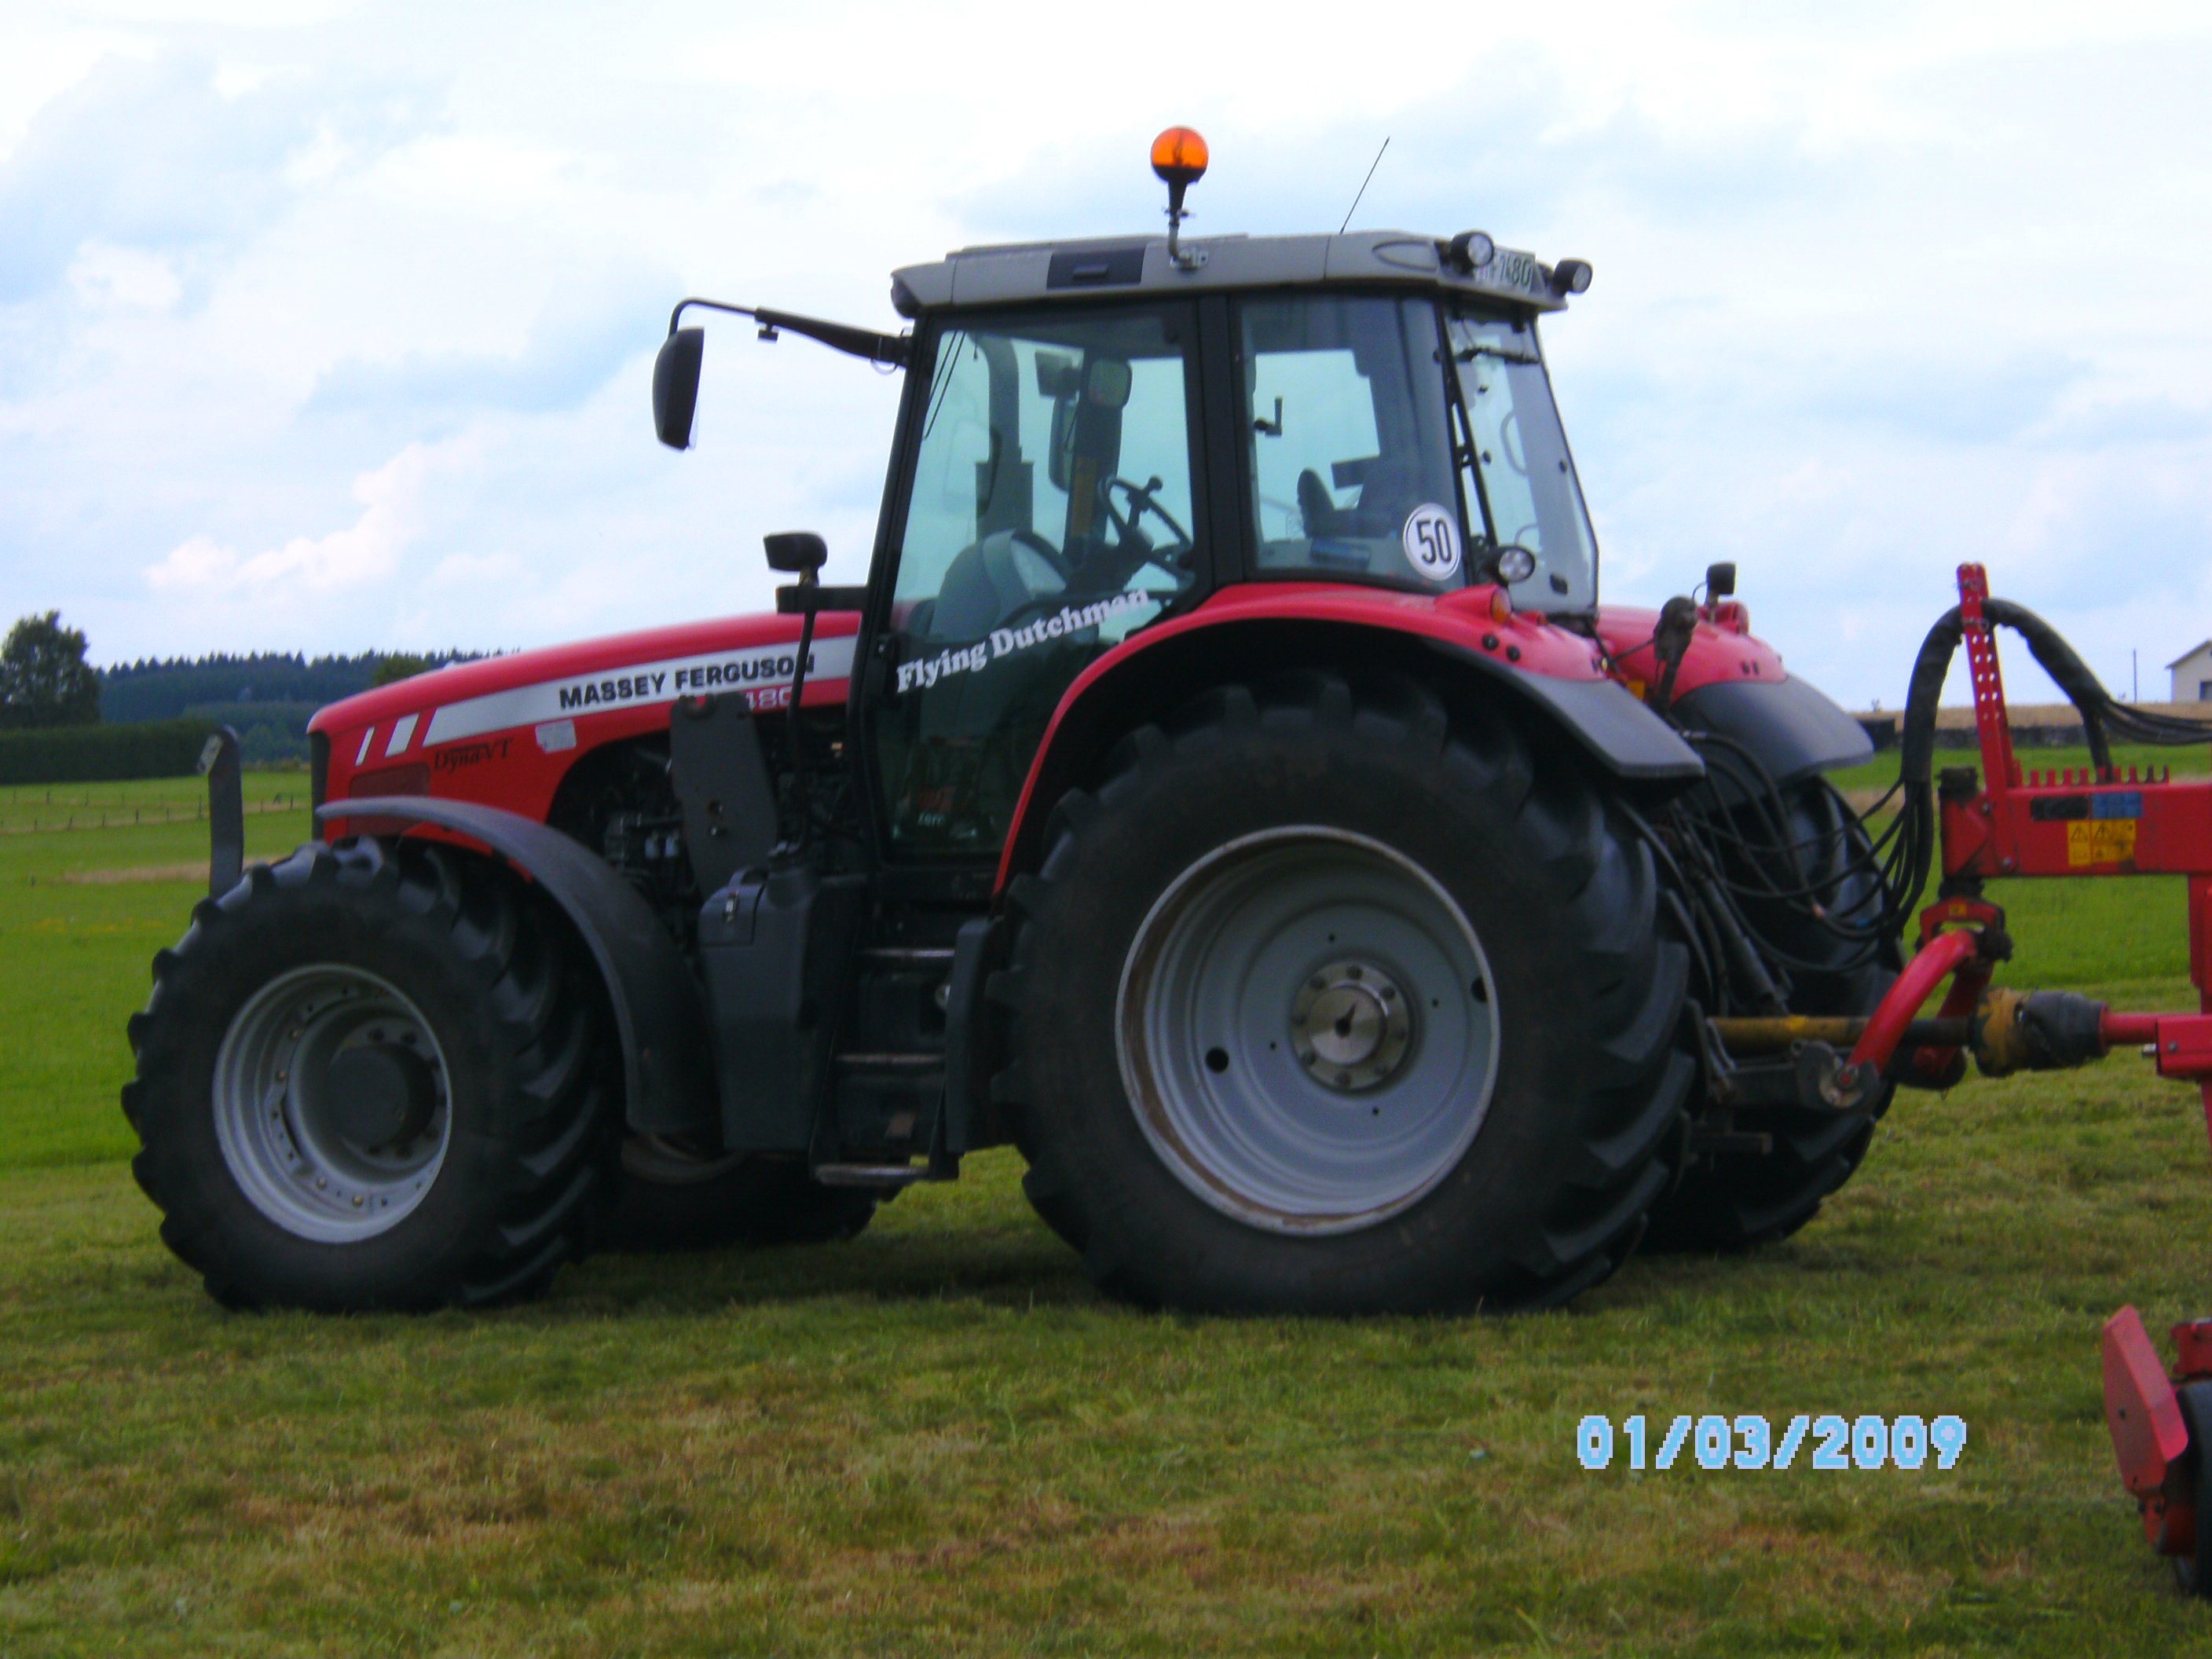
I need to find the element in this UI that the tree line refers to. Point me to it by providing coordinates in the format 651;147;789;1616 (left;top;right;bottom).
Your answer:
2;612;484;731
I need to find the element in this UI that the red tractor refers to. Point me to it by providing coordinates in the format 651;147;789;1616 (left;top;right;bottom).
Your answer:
125;130;1990;1317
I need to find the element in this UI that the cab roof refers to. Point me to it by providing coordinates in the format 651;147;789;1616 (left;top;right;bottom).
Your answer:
889;230;1570;318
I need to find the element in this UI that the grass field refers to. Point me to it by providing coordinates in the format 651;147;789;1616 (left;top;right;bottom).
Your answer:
5;774;2212;1654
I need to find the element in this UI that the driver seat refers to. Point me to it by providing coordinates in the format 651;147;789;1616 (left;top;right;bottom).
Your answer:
922;530;1068;641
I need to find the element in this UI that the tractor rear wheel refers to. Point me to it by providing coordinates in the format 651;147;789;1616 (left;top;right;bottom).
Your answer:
1643;777;1898;1251
124;839;618;1310
998;672;1694;1315
602;1138;877;1251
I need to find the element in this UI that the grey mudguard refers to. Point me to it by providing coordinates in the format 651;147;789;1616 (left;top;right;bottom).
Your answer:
1426;642;1705;785
315;797;717;1137
1672;675;1873;787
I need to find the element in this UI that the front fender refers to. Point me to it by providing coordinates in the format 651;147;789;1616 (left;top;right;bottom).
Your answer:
316;797;716;1137
1670;675;1873;789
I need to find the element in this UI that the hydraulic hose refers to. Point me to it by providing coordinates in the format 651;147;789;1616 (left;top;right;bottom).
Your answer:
1889;592;2212;917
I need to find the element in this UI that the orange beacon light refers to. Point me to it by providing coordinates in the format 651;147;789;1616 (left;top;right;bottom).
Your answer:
1150;127;1209;268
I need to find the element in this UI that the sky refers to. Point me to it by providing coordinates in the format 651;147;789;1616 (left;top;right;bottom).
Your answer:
2;0;2210;710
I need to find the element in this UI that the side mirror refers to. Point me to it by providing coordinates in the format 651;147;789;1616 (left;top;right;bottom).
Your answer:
652;327;705;450
1705;561;1737;600
764;532;828;575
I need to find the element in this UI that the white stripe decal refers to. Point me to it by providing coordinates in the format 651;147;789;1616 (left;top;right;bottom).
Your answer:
419;635;858;749
385;712;419;757
356;727;375;765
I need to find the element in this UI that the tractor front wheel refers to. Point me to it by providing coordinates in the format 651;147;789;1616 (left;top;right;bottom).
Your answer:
125;839;617;1311
998;672;1694;1315
1643;777;1899;1251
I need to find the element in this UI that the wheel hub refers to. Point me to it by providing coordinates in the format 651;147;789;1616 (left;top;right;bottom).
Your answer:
323;1042;438;1151
1116;826;1500;1234
212;965;452;1242
1290;961;1412;1090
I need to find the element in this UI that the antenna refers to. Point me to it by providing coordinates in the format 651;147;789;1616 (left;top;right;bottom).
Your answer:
1339;137;1390;235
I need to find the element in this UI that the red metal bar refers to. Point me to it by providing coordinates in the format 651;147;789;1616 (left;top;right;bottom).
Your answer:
1848;928;1979;1077
2104;1011;2160;1046
2194;875;2212;1015
1959;564;2023;798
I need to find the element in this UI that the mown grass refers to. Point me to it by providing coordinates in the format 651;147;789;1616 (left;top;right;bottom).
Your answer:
5;775;2212;1654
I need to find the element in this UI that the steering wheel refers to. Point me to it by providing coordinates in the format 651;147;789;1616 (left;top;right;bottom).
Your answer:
1098;475;1192;564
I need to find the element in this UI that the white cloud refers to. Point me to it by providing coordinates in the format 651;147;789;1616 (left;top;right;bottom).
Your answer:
146;437;458;595
0;0;2207;713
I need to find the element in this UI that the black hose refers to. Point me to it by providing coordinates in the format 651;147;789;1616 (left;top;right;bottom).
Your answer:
1892;591;2212;916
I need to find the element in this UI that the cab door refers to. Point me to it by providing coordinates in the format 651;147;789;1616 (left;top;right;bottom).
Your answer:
866;302;1207;863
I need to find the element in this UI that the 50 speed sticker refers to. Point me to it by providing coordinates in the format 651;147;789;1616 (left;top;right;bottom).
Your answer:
1577;1413;1965;1472
1401;503;1462;580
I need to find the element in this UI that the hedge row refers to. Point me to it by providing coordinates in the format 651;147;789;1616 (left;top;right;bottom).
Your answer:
0;719;222;786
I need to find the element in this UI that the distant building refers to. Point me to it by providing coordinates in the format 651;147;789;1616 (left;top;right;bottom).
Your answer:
2171;641;2212;703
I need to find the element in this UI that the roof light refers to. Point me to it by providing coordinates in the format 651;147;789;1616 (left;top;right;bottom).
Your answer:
1150;126;1209;190
1151;127;1210;272
1550;258;1593;295
1448;230;1495;272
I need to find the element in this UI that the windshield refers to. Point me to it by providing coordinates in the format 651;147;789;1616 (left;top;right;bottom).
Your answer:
1241;295;1468;591
1446;309;1598;612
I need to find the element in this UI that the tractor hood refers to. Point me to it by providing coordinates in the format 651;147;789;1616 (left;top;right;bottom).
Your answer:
311;607;861;820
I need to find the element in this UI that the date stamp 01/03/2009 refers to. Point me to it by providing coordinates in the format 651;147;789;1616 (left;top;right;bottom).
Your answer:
1577;1414;1968;1473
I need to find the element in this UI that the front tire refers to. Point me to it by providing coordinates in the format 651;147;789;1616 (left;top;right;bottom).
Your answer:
124;839;617;1311
1643;777;1899;1251
998;673;1694;1315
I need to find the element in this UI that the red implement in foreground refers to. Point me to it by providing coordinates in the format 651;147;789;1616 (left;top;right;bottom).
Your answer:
1837;566;2212;1588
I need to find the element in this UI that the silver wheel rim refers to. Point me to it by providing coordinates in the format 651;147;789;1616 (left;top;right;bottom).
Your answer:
212;965;453;1241
1116;826;1500;1235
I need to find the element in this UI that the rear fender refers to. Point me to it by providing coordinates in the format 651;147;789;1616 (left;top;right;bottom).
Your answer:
994;610;1703;893
315;797;717;1137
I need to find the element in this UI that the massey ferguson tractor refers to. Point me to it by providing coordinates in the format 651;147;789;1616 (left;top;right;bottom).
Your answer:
119;137;2212;1580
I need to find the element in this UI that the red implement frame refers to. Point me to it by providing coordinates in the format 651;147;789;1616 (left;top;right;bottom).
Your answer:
1846;564;2212;1127
1917;565;2212;1572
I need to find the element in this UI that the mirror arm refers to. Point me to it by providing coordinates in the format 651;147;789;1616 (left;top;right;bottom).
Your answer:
668;298;910;368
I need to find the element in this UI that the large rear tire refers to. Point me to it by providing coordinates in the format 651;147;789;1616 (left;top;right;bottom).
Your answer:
996;672;1694;1315
1643;777;1898;1251
124;839;618;1311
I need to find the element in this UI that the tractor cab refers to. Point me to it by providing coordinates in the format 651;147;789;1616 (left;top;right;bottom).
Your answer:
654;132;1610;869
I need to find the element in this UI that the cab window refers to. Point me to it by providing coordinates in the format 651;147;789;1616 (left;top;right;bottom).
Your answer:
1241;295;1467;590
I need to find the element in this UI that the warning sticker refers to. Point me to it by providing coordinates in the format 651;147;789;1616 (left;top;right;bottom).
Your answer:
2067;818;2137;866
